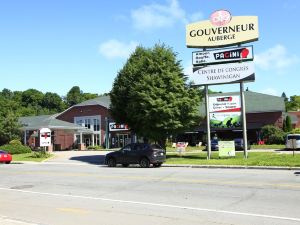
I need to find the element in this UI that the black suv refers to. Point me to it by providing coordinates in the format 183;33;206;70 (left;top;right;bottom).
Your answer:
105;143;166;168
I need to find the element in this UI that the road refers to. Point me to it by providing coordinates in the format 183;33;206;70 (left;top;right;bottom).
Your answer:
0;161;300;225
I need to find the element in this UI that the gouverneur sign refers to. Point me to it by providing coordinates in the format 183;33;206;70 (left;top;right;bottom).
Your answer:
186;10;259;48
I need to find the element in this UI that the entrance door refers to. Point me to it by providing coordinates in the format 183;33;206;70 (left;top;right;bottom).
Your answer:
85;138;90;147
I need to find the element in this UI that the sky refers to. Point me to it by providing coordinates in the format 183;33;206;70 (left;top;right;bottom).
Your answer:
0;0;299;98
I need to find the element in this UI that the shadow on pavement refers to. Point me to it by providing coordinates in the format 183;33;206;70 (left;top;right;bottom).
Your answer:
69;155;105;165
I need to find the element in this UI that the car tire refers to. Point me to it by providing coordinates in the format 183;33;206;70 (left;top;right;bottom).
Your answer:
122;163;129;167
153;163;162;168
5;161;11;164
140;157;150;168
107;158;116;167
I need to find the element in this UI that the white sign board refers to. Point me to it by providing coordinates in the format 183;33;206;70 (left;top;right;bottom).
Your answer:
209;95;241;129
189;61;255;85
39;128;51;147
209;95;240;113
219;141;235;157
109;122;129;131
193;46;253;66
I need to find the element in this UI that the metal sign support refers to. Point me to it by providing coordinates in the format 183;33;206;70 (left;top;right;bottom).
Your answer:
205;85;211;159
240;82;248;158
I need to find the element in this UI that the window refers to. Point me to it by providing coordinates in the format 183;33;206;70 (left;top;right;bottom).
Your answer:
122;144;132;151
93;119;100;131
85;119;91;129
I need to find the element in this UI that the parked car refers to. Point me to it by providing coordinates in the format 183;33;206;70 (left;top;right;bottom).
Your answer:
234;138;251;151
0;150;12;164
211;139;219;151
285;134;300;149
105;143;166;168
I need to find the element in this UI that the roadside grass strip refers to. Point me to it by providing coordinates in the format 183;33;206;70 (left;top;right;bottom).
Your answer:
166;152;300;167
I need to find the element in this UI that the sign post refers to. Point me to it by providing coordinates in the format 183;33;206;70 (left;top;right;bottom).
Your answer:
39;128;51;152
186;10;258;160
205;85;211;159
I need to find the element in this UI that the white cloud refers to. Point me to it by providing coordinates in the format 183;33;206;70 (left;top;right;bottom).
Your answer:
259;88;279;96
254;44;299;70
131;0;202;30
99;39;138;59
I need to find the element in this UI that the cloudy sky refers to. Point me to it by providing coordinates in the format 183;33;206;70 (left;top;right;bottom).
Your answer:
0;0;299;97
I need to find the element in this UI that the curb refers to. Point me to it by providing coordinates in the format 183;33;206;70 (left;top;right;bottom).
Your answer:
162;164;300;170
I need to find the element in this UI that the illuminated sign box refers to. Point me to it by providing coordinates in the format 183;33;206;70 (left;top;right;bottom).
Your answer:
186;16;259;48
189;61;255;85
192;46;253;66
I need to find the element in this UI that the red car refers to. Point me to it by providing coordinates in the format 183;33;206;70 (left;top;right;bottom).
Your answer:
0;150;12;164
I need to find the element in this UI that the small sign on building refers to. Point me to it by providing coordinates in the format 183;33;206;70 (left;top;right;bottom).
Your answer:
39;128;51;147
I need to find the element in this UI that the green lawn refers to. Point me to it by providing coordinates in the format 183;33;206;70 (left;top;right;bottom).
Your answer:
12;152;53;162
250;144;285;149
166;152;300;167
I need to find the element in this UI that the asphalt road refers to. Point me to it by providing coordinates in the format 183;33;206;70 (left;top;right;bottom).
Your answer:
0;161;300;225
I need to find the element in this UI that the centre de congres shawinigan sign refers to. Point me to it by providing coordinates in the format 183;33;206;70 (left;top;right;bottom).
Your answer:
186;14;259;48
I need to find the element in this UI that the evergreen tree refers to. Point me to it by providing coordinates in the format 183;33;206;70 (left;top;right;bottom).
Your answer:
110;44;201;148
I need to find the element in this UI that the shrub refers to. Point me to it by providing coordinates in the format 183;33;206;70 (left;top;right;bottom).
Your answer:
0;144;32;154
291;128;300;134
87;145;104;150
261;125;286;144
32;151;51;158
9;139;22;146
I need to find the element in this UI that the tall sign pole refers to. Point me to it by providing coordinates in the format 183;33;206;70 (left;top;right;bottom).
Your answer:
240;82;248;158
186;10;259;159
205;85;211;159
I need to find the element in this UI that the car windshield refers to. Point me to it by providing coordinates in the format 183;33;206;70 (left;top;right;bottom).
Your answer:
151;144;163;150
287;135;300;140
0;150;7;154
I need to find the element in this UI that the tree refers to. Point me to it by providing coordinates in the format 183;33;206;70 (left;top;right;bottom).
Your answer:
21;89;44;107
261;125;286;144
42;92;65;112
283;115;292;132
110;44;201;148
0;111;21;145
66;86;83;107
286;95;300;111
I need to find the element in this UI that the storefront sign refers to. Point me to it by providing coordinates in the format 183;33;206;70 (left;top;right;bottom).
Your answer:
193;46;253;66
209;94;241;129
219;141;235;157
189;61;255;85
186;11;259;48
109;122;129;131
209;95;240;112
39;128;51;147
210;112;241;129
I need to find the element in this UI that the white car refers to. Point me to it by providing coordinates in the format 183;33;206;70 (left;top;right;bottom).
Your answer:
285;134;300;149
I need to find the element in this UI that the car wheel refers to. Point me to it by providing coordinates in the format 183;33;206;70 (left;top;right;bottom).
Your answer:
107;158;116;167
140;158;150;168
122;163;129;167
153;163;162;168
5;161;11;164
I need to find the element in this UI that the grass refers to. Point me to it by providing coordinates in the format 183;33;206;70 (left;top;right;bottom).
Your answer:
12;152;53;162
166;152;300;167
250;144;285;149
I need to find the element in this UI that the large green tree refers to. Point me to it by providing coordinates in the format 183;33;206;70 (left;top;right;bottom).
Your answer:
110;44;200;147
286;95;300;111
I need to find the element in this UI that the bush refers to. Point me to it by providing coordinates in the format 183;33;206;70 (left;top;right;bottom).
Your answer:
87;145;104;150
291;128;300;134
32;151;51;158
9;139;22;146
0;144;32;154
261;125;286;144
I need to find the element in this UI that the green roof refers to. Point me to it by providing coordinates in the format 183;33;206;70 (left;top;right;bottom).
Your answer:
19;115;92;133
199;91;285;116
74;95;111;108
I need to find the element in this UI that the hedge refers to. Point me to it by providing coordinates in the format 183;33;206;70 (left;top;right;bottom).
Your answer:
0;144;32;154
